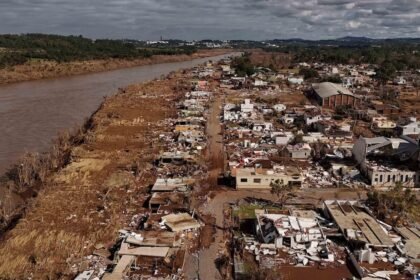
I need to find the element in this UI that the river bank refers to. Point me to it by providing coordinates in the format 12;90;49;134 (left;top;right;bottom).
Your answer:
0;70;186;278
0;49;230;85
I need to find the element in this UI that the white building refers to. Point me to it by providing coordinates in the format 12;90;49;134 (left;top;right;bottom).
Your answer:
235;167;303;190
352;137;419;187
274;132;294;145
288;76;304;85
393;76;407;85
371;116;396;129
253;79;268;87
273;104;287;113
401;118;420;135
241;99;254;113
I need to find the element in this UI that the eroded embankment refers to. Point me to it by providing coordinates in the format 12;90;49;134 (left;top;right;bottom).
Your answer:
0;72;190;279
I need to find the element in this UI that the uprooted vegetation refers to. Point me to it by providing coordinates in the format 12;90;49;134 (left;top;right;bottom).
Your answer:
0;121;92;236
0;73;183;279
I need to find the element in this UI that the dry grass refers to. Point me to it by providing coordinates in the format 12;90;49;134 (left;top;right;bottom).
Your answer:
0;73;185;279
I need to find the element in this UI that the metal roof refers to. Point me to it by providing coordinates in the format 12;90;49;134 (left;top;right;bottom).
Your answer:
312;82;354;99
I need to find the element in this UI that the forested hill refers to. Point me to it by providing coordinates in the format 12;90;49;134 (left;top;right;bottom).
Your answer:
0;34;196;68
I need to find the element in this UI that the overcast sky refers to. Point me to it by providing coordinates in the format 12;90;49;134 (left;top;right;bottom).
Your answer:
0;0;419;40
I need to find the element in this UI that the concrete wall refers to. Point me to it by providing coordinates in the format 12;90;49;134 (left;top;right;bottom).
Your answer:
352;137;367;172
236;174;301;189
290;149;311;159
321;94;360;108
368;169;419;187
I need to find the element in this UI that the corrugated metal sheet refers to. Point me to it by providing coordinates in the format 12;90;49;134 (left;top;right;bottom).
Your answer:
312;82;354;99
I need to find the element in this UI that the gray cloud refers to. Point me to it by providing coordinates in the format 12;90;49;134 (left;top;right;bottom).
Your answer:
0;0;418;40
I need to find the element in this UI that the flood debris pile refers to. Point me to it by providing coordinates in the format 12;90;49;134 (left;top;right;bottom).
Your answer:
73;62;222;280
231;197;419;280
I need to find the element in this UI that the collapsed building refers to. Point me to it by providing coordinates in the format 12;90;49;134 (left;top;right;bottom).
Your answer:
323;200;394;248
352;136;419;187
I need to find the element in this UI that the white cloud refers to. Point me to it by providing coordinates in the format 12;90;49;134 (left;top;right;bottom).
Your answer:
346;20;361;29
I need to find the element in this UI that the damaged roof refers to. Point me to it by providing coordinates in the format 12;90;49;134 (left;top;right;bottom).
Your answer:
324;200;394;248
312;82;355;99
161;213;201;232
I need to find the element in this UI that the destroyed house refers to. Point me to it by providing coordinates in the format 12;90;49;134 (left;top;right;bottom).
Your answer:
158;152;196;165
125;231;181;248
401;118;420;135
174;118;205;127
185;91;211;99
102;255;135;280
352;136;419;187
179;109;203;117
395;227;420;261
161;213;201;232
178;130;205;145
256;213;325;246
286;144;312;159
373;104;400;115
235;167;303;190
151;178;192;192
323;200;394;248
174;124;201;132
149;192;189;212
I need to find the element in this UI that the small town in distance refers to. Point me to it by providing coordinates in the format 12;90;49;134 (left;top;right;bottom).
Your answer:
0;38;419;279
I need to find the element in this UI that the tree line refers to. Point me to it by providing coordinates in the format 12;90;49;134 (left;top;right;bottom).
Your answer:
0;34;197;68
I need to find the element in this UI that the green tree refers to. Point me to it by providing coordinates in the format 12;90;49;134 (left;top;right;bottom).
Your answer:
299;67;319;80
321;75;342;83
375;61;397;85
366;183;418;226
232;53;255;76
270;179;295;208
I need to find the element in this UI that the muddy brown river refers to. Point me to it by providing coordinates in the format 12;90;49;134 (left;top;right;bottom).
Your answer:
0;53;236;173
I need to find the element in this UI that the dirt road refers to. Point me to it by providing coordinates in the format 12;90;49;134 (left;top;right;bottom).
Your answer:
184;92;226;280
206;94;224;185
199;93;225;280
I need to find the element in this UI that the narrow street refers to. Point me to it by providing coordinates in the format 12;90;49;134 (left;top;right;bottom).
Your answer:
197;92;225;280
206;93;224;186
184;92;225;280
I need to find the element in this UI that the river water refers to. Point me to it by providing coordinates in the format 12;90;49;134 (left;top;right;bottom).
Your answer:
0;53;235;173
